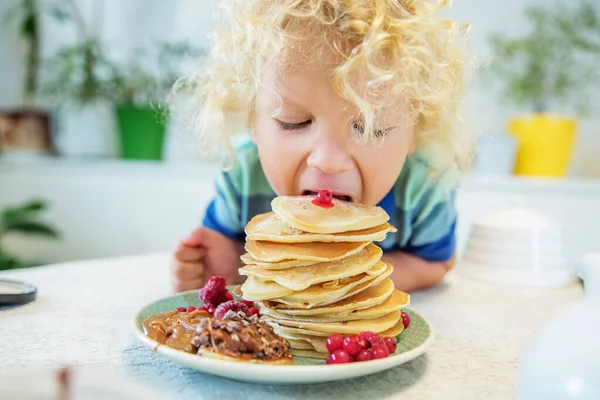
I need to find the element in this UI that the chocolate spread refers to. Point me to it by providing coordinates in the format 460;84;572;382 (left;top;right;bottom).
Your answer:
142;309;211;353
142;309;292;363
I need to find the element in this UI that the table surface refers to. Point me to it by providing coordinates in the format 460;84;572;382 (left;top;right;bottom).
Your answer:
0;253;584;399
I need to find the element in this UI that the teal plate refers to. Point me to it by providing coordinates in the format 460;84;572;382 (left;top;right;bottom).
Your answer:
132;289;434;384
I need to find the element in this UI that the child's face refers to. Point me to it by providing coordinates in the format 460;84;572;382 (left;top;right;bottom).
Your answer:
252;47;414;206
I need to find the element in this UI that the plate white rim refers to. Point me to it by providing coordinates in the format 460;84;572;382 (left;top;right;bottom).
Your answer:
131;293;435;384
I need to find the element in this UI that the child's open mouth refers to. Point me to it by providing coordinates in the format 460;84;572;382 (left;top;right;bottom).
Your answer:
302;190;353;202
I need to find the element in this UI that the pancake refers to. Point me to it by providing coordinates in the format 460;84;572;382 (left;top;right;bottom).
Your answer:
240;277;294;301
234;196;410;361
280;318;406;348
274;332;329;354
240;253;320;269
246;212;396;243
268;323;330;337
271;266;393;309
239;244;382;291
286;338;315;350
263;278;395;316
272;196;389;234
260;289;409;322
290;349;328;359
379;318;406;337
268;310;402;335
245;239;368;263
241;261;387;303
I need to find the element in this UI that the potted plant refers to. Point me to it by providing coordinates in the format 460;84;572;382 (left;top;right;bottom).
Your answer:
105;41;204;160
0;199;59;270
486;0;600;177
0;0;59;158
38;0;118;158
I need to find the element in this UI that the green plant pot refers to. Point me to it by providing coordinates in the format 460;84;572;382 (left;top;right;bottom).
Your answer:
115;105;166;160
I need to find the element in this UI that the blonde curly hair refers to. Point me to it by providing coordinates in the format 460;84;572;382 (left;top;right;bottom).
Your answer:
171;0;473;179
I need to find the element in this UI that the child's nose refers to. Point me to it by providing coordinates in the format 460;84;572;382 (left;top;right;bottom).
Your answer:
306;139;354;175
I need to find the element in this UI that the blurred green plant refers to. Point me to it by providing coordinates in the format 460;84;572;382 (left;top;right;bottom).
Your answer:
0;200;59;270
39;39;115;105
36;0;205;110
485;0;600;114
105;41;205;108
2;0;69;106
37;0;115;106
41;40;204;123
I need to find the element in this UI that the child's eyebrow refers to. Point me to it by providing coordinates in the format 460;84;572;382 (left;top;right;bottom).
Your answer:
275;96;313;113
278;96;305;107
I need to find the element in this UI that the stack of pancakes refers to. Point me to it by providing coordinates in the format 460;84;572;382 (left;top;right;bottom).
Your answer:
239;196;410;359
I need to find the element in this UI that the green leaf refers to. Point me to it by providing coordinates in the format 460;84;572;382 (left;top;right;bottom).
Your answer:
0;248;24;271
20;14;36;37
3;221;59;238
12;199;46;213
1;200;48;227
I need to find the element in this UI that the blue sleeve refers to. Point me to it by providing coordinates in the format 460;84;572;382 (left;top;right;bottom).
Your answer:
400;220;456;262
202;199;245;241
399;192;457;262
201;170;245;241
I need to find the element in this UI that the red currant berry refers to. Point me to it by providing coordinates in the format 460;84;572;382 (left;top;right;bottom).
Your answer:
329;350;351;364
372;345;389;359
401;311;411;328
186;305;196;312
355;349;373;362
198;306;208;312
317;190;333;204
225;292;233;301
357;331;375;347
176;307;186;312
326;355;333;364
342;335;362;356
207;305;216;315
384;337;397;354
355;335;368;350
370;333;386;347
326;333;344;353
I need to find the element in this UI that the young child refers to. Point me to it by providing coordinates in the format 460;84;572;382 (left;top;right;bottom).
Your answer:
170;0;472;293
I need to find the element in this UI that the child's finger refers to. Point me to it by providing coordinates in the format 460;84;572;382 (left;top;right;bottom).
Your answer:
174;245;205;262
171;260;204;280
181;226;205;247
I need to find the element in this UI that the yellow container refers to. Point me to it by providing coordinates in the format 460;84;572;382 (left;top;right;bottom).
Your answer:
508;114;577;177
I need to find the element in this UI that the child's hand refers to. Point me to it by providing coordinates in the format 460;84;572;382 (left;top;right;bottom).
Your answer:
383;251;455;292
170;227;245;292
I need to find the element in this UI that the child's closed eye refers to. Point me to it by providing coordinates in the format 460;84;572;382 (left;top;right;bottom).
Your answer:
353;123;391;138
276;119;312;131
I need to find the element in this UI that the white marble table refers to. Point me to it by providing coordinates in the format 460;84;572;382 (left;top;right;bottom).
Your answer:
0;253;583;399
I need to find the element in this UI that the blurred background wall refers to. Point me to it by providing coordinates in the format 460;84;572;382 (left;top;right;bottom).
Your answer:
0;0;598;270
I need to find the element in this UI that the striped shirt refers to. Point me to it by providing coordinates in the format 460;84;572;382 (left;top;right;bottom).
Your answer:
203;140;457;262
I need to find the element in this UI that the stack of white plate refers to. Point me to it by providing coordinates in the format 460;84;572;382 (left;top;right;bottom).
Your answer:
458;206;576;287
